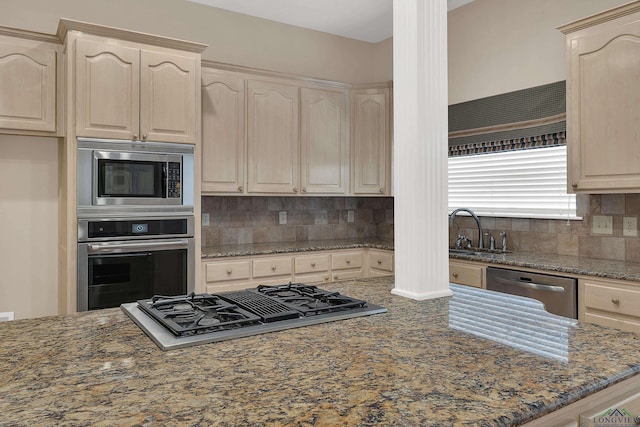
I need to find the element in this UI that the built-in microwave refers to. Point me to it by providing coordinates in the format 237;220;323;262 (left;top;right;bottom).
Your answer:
77;138;194;217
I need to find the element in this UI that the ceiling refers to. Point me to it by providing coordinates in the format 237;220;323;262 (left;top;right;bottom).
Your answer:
186;0;475;43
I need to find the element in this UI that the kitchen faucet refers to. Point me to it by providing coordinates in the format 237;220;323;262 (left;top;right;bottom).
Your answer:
449;208;484;249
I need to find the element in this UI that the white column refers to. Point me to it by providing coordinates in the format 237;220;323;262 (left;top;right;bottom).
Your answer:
391;0;451;300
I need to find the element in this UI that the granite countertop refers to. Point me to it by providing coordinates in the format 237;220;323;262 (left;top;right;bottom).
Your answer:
201;238;394;258
449;250;640;283
2;277;640;426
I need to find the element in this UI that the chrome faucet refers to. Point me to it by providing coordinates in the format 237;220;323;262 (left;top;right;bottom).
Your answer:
449;208;484;249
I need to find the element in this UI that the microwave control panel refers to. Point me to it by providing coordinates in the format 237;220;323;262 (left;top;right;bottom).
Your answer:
167;162;182;198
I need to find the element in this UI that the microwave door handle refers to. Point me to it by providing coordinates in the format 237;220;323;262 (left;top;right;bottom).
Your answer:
495;277;566;293
87;239;190;254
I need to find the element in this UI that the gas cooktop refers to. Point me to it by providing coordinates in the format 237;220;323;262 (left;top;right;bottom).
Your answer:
121;283;387;350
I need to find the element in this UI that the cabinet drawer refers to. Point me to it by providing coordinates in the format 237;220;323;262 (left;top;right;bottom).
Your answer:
294;254;329;274
584;282;640;318
332;252;363;270
205;260;251;283
253;257;292;278
332;271;363;282
449;262;483;288
369;251;393;272
583;311;640;334
294;272;331;285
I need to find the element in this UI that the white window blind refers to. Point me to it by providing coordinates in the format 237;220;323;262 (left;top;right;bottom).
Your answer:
448;145;578;219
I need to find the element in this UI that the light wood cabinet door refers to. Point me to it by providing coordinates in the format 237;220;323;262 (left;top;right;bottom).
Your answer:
247;80;299;194
351;88;389;195
201;69;245;193
300;87;348;194
564;12;640;192
140;48;197;144
75;39;140;140
0;36;57;133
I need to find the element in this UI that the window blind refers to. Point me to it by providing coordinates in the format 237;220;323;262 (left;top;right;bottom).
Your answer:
448;146;578;219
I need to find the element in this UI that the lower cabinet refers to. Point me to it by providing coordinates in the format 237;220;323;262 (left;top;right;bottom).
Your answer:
449;260;485;288
580;277;640;333
201;248;394;293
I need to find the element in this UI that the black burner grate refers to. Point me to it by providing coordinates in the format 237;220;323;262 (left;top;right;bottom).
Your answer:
220;291;301;323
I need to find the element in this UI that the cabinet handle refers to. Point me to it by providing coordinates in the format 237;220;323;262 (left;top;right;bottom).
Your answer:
226;269;232;275
311;262;316;267
571;182;578;188
132;134;138;140
452;272;458;278
302;187;307;193
379;188;384;193
237;186;243;192
377;259;382;264
293;188;298;193
142;134;148;140
611;297;620;305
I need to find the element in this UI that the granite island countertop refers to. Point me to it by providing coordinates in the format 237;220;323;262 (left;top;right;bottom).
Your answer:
2;277;640;426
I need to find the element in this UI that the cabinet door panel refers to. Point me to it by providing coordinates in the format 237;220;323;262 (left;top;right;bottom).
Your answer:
0;38;57;132
75;39;139;139
247;80;299;194
300;88;347;194
567;19;640;192
140;49;197;143
201;70;245;193
352;90;388;194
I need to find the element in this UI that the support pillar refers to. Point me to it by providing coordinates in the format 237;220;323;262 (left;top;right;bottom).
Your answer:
391;0;451;300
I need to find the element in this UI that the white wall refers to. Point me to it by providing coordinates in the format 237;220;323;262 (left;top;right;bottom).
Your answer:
0;136;59;320
447;0;630;104
1;0;380;84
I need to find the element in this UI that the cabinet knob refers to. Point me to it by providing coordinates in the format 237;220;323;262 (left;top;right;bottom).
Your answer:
271;265;276;271
377;259;382;264
237;186;243;192
346;260;351;264
302;187;307;193
325;276;329;281
226;269;232;275
293;188;298;193
334;274;338;279
142;134;148;140
132;134;138;140
311;262;316;267
571;182;578;188
611;297;620;305
379;188;384;193
452;272;458;278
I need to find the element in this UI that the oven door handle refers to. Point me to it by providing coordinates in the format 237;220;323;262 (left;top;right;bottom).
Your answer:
495;278;566;293
87;239;190;254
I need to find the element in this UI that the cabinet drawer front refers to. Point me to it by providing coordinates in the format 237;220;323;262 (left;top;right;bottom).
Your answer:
332;252;363;270
294;255;329;274
584;282;640;318
332;271;362;282
449;263;483;288
205;260;251;283
369;252;393;272
293;273;331;285
584;311;640;334
253;257;292;278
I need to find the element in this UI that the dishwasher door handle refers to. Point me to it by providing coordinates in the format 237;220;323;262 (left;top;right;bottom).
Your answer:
495;277;566;293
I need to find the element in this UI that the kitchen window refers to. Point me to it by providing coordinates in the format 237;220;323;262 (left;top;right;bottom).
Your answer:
448;145;578;220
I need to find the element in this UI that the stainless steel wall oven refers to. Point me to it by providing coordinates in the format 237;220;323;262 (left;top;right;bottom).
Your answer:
77;217;195;312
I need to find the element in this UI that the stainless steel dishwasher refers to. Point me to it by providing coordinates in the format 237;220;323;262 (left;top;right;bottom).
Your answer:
486;267;577;318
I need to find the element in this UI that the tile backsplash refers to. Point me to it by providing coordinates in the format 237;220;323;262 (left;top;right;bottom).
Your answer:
450;194;640;262
202;196;394;247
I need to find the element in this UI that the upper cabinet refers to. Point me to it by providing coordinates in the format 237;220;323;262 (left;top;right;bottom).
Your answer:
351;86;391;195
247;79;300;194
300;87;348;194
0;31;61;135
201;68;245;193
75;38;199;144
560;1;640;193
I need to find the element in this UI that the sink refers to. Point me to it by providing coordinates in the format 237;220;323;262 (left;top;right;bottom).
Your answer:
449;248;510;257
